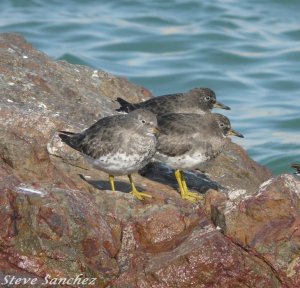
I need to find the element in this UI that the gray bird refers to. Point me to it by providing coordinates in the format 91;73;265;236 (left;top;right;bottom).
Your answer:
116;88;230;116
155;113;243;202
59;109;159;200
291;163;300;176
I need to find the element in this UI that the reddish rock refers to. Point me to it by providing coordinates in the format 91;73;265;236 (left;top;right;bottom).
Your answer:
212;174;300;287
134;206;199;252
113;223;282;288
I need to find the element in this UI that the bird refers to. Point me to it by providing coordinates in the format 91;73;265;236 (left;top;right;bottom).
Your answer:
58;109;159;200
116;88;230;116
291;163;300;176
154;113;244;202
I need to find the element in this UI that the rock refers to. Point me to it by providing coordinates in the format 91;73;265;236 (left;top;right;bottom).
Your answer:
0;33;298;287
113;224;282;288
211;174;300;287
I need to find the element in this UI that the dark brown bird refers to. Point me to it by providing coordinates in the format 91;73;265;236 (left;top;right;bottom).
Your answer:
116;87;230;116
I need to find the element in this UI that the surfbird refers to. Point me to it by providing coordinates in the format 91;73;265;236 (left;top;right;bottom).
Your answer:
59;109;159;200
154;113;243;202
116;88;230;115
291;163;300;176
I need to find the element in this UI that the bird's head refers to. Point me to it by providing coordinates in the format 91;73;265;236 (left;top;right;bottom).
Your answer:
128;109;159;135
214;113;244;138
189;88;231;111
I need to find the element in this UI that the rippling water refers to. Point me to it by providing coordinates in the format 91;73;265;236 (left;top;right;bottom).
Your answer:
1;0;300;175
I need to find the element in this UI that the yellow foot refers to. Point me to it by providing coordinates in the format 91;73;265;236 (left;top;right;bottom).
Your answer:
127;174;152;200
181;191;203;202
175;169;203;202
130;190;152;200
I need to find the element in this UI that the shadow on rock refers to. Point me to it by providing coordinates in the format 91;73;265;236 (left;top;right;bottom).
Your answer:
139;161;222;194
79;174;143;193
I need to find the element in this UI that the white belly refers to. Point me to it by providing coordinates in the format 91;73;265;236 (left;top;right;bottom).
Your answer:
85;152;147;176
154;151;209;170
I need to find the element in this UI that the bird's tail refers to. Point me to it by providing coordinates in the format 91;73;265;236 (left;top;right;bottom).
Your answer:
116;97;135;113
58;130;81;151
291;163;300;174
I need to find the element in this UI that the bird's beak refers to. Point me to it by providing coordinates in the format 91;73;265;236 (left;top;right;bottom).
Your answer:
152;127;160;134
214;101;231;110
227;128;244;138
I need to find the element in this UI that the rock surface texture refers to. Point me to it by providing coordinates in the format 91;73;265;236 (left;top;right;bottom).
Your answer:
0;33;299;287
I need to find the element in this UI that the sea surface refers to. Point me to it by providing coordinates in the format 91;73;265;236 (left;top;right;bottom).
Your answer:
1;0;300;175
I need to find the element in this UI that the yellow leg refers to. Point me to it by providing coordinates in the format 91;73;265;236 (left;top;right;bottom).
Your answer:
109;175;115;191
175;169;185;197
178;170;203;202
128;174;152;200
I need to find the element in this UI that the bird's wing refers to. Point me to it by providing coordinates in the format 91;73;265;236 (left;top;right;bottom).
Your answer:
138;94;184;114
158;113;201;135
157;114;196;156
157;135;192;157
75;115;129;158
157;113;216;157
78;127;126;159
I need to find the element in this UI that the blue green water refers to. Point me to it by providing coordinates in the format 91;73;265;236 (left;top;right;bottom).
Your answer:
1;0;300;175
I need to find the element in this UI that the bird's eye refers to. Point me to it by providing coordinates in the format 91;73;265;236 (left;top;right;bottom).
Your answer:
141;120;146;124
220;123;225;127
205;96;211;101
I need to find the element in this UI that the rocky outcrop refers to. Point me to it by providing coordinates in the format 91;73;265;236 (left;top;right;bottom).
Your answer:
0;33;299;287
209;174;300;287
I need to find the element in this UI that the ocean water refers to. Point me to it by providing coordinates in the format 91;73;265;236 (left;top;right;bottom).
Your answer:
1;0;300;175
